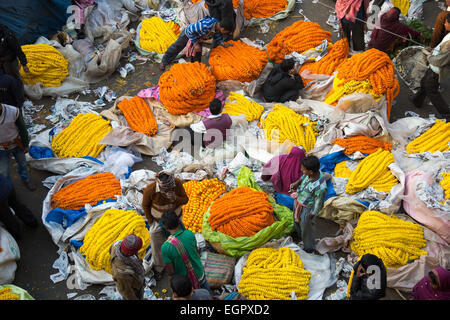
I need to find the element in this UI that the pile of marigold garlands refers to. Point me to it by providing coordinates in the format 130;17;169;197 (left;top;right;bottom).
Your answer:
267;20;332;64
350;210;427;269
243;0;288;20
80;208;150;274
238;247;311;300
182;178;226;233
139;16;180;54
51;172;122;210
208;186;275;238
261;104;318;153
223;92;264;122
117;96;158;137
333;136;392;155
51;113;112;158
158;62;216;115
19;44;69;87
406;119;450;153
209;40;268;82
440;172;450;200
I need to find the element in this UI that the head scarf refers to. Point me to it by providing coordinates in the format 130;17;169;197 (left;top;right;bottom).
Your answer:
335;0;363;22
115;236;145;277
157;172;176;191
412;267;450;300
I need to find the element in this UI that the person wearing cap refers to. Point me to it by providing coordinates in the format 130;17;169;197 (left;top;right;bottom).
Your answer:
110;234;146;300
142;172;189;280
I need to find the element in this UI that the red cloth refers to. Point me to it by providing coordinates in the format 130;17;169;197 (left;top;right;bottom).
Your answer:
411;267;450;300
121;234;143;256
335;0;363;22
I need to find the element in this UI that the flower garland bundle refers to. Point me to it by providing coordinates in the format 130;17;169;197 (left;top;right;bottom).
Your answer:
80;209;150;274
406;119;450;153
117;96;158;136
334;161;353;179
0;288;19;300
139;17;180;54
350;210;427;268
223;92;264;121
158;62;217;115
261;104;318;152
346;149;399;194
51;113;112;158
392;0;410;16
333;136;392;155
182;178;226;233
323;49;400;118
324;77;384;108
440;172;450;200
299;38;349;86
51;172;122;210
208;186;275;238
209;40;268;82
243;0;288;20
238;247;311;300
19;44;69;87
267;20;332;64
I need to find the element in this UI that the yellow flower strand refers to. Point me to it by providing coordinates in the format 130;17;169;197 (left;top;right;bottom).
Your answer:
324;77;383;106
139;16;181;54
223;92;264;122
334;161;353;178
440;172;450;200
406;119;450;154
0;288;19;300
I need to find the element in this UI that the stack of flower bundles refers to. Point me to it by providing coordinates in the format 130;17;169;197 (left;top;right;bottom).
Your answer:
209;40;268;82
80;209;150;274
267;20;332;64
19;44;69;87
406;119;450;153
117;96;158;137
158;62;216;115
223;92;264;121
323;49;400;118
243;0;288;20
238;247;311;300
138;16;181;54
51;113;112;158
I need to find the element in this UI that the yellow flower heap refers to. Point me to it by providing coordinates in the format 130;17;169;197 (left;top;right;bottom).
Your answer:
238;247;311;300
20;44;69;87
261;104;318;152
440;172;450;200
139;16;181;54
406;119;450;153
346;149;399;194
51;113;112;158
0;287;19;300
350;210;427;268
334;161;353;179
80;209;150;274
392;0;410;16
223;92;264;122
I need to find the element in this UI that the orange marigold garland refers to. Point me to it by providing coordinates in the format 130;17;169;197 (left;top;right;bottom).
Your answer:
209;40;268;82
243;0;288;20
51;173;122;210
182;178;227;233
333;136;393;155
158;62;217;115
117;96;158;137
267;20;332;64
208;186;275;238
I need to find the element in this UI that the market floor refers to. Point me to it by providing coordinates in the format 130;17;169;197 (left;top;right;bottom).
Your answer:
5;0;449;300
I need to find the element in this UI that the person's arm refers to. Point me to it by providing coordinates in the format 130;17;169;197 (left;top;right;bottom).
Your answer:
15;111;29;150
9;76;24;108
162;243;175;276
142;183;156;224
311;187;327;217
6;33;27;67
174;179;189;206
430;12;446;48
428;42;450;68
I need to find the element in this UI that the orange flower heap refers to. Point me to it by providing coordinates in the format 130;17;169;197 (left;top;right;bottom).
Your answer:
243;0;288;20
117;96;158;137
333;136;392;155
51;172;122;210
158;62;217;115
267;20;332;64
208;186;275;238
209;40;268;82
182;178;226;233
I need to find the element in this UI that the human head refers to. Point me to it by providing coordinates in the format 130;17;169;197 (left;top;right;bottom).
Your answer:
209;98;223;115
120;234;143;256
280;58;296;73
170;274;193;299
445;13;450;32
157;172;176;191
161;210;180;231
300;155;321;176
384;7;400;23
357;253;384;277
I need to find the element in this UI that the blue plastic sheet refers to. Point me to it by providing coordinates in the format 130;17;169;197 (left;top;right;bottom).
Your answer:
319;151;350;174
29;146;54;159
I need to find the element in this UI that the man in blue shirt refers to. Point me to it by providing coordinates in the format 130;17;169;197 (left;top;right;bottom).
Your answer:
160;16;234;70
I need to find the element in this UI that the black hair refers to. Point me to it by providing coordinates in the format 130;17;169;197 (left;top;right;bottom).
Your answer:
209;98;222;115
161;210;180;230
158;172;170;181
301;155;321;173
428;271;439;287
280;58;295;73
170;274;193;297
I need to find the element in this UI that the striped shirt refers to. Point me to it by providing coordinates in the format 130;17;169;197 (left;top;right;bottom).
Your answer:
184;16;223;44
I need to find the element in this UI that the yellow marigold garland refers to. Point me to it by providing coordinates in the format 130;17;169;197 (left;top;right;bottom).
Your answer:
117;96;158;136
334;161;353;179
51;113;112;158
392;0;410;16
350;210;427;268
139;16;181;54
238;247;311;300
182;178;226;233
0;287;19;300
223;92;264;121
80;209;150;274
406;119;450;153
261;104;318;152
19;44;69;87
243;0;288;20
209;40;268;82
267;20;332;64
440;172;450;200
158;62;217;115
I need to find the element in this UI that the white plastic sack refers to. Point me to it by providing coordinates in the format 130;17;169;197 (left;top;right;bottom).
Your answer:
0;227;20;285
99;147;142;180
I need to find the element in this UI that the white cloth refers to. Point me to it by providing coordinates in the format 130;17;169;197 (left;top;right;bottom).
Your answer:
0;104;19;144
429;33;450;75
